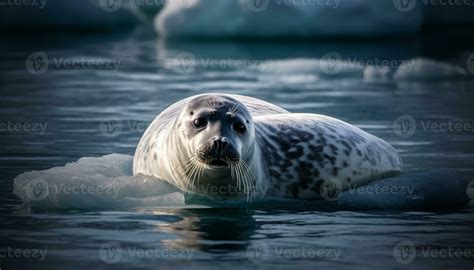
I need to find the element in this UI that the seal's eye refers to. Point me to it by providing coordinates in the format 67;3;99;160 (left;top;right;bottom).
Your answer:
193;117;207;129
233;122;246;134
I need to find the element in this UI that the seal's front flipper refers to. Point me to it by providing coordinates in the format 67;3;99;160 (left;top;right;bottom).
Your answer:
338;170;472;210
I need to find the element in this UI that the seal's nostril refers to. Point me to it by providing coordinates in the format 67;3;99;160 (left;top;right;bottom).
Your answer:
211;137;228;159
221;139;228;149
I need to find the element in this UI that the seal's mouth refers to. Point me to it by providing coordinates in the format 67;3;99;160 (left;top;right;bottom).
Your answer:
209;159;228;167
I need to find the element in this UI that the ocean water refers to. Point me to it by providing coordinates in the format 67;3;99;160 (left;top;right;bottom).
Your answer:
1;28;474;269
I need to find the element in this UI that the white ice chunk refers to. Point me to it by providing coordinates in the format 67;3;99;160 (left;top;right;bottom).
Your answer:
13;154;184;210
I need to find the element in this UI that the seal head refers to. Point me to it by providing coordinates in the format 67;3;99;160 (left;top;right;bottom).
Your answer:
172;95;260;199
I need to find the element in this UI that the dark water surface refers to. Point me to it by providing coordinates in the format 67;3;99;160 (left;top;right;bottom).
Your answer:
1;28;474;269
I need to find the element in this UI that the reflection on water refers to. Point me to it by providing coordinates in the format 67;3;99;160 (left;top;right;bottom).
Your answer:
160;208;256;252
1;27;474;269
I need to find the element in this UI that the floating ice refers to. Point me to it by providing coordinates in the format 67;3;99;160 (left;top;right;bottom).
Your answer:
155;0;423;38
256;57;472;81
259;58;364;77
13;154;184;210
13;154;472;211
393;58;469;80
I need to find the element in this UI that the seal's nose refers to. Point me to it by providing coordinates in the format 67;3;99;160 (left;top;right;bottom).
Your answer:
212;137;228;159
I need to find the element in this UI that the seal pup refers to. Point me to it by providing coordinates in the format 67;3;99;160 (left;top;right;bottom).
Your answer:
133;93;402;201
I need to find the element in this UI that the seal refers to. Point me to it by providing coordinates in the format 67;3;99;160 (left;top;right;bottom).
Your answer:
133;93;402;201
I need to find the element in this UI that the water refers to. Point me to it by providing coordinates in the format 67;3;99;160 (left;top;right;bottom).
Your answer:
1;28;474;269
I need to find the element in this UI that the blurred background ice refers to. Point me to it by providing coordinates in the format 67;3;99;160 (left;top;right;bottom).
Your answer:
0;0;472;35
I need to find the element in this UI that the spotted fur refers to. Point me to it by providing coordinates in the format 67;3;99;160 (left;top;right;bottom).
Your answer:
133;94;402;201
255;114;402;199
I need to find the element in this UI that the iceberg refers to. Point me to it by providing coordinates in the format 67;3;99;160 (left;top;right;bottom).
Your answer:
0;0;163;29
155;0;424;38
